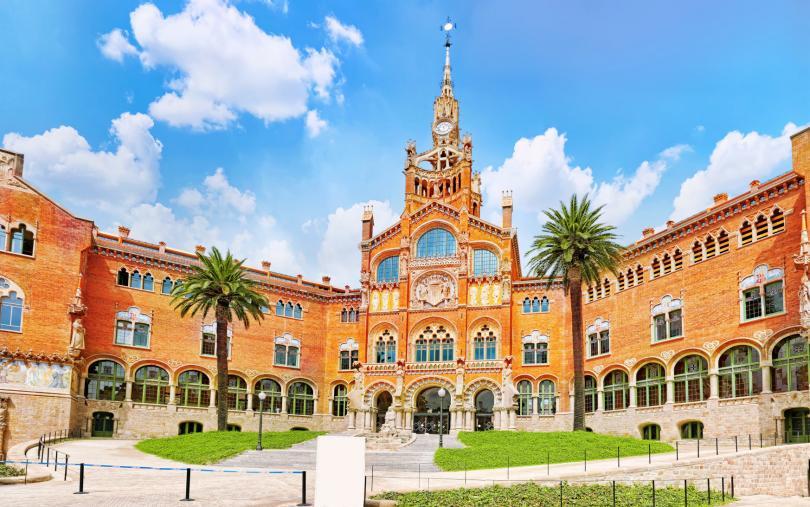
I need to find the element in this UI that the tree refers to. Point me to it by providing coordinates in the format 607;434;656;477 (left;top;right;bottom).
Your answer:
526;195;623;430
171;247;269;431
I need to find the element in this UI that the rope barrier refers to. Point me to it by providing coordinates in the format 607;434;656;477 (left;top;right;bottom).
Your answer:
0;460;304;475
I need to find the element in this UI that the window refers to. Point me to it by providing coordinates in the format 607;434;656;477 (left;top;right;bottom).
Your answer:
586;319;610;357
522;331;549;365
472;324;497;360
739;220;753;246
374;329;397;363
288;382;315;416
275;300;284;316
532;297;540;312
132;365;169;405
274;334;300;367
754;214;769;240
603;370;629;411
704;236;716;259
0;291;23;332
718;346;761;398
339;338;359;370
285;302;293;317
276;300;303;319
85;360;125;401
651;258;661;278
227;375;248;411
692;241;703;263
341;307;359;323
617;272;625;291
635;264;645;284
9;224;34;256
717;231;729;254
636;363;666;407
517;380;532;416
674;355;709;403
773;335;809;392
376;256;400;283
642;424;661;441
415;228;457;258
161;277;173;295
142;273;154;291
201;333;215;356
254;379;283;413
662;253;672;274
651;296;683;342
584;375;597;413
0;225;5;251
770;208;785;234
673;249;683;270
472;249;498;276
538;380;556;415
227;424;241;432
114;307;151;348
179;421;203;435
117;267;130;286
130;270;142;290
414;325;453;362
680;421;704;439
740;265;784;321
522;298;531;313
332;384;348;417
294;304;303;319
540;297;549;312
177;370;210;407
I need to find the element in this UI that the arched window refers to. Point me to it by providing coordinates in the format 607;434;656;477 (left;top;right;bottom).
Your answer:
348;308;357;322
538;380;556;415
274;334;300;367
332;384;348;417
374;330;396;363
586;319;610;357
754;214;769;240
617;272;625;291
540;297;549;312
130;270;142;289
415;228;457;258
517;380;532;416
522;331;549;365
635;264;645;284
704;236;716;259
692;241;703;263
651;258;661;278
415;325;453;362
179;421;203;435
636;363;666;407
532;297;540;313
377;255;399;283
522;297;531;313
143;273;154;291
9;224;34;256
254;379;282;413
275;300;284;316
472;324;497;360
603;370;629;411
0;225;5;251
415;338;427;362
739;220;753;246
227;424;241;432
339;338;359;370
132;365;169;405
177;370;210;408
626;268;635;288
285;302;294;318
341;308;348;322
161;277;173;295
85;360;125;401
673;249;683;270
642;424;661;441
680;421;704;439
674;355;709;403
662;253;671;274
288;382;315;416
0;291;24;332
114;307;151;348
718;345;761;398
584;375;597;413
740;265;784;321
117;267;130;286
651;296;683;342
717;231;729;255
472;249;498;276
227;375;248;411
770;208;785;234
773;335;809;392
294;304;303;319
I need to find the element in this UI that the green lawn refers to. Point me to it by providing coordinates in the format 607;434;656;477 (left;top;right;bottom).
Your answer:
135;430;324;465
435;431;673;471
375;482;734;507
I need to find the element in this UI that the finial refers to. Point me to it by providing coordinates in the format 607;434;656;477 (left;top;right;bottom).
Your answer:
440;17;456;95
441;17;456;47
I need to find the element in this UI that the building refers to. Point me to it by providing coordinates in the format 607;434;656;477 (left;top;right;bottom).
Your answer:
2;39;810;455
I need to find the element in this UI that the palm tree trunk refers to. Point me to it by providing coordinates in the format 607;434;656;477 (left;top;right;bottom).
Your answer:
569;267;586;431
215;302;229;431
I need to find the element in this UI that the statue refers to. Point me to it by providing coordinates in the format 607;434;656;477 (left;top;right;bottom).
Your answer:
347;367;365;411
69;318;85;357
500;358;516;408
801;274;810;328
378;408;397;437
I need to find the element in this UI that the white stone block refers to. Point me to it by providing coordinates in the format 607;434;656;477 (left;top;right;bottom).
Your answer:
315;435;366;507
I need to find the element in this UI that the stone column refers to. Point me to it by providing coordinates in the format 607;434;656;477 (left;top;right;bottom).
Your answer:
709;370;719;399
508;409;516;429
405;409;412;431
169;384;177;405
494;409;502;429
125;381;133;402
665;378;675;404
348;410;356;429
281;396;287;414
80;375;88;399
246;391;254;412
761;363;773;393
395;408;403;429
596;390;604;413
568;392;574;413
209;388;217;408
628;383;637;408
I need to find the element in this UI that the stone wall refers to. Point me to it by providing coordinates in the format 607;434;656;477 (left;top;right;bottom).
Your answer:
0;389;75;449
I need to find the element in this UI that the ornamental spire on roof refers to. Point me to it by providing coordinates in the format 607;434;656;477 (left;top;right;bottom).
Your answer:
441;17;455;97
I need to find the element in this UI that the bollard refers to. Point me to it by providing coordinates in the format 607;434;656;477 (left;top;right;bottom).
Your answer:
731;475;735;498
722;477;725;501
760;433;763;448
74;463;86;494
707;478;711;505
684;479;687;507
181;467;193;502
46;448;50;467
612;480;616;506
652;479;656;507
298;470;310;506
547;451;550;475
584;449;587;471
559;481;563;507
64;455;69;481
371;465;374;492
24;459;29;485
464;461;467;485
54;450;58;471
807;459;810;498
418;463;421;489
749;434;752;451
507;456;510;480
648;443;651;464
697;438;700;458
715;437;719;456
676;441;679;460
617;446;620;468
734;435;738;453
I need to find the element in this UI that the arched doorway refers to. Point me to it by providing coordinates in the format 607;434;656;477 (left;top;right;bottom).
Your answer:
375;391;393;432
785;408;810;443
413;387;450;434
474;390;494;431
91;412;114;437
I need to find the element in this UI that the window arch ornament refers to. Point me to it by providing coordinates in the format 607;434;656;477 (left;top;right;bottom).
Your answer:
718;345;761;398
471;249;498;277
85;360;126;401
376;255;400;283
415;227;457;258
0;276;24;332
635;362;666;407
673;355;709;403
114;307;152;348
132;365;170;405
585;318;610;358
339;338;359;370
411;272;456;309
740;265;784;321
651;295;683;342
374;329;397;364
471;323;498;361
413;323;454;362
522;330;549;365
274;333;300;368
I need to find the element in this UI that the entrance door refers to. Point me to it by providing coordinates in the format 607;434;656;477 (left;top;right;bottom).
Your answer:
474;390;494;431
91;412;114;437
785;408;810;443
375;391;393;432
412;387;450;434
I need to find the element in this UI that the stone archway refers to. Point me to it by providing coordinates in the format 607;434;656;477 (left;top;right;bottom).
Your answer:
463;378;504;431
403;377;455;433
375;391;393;432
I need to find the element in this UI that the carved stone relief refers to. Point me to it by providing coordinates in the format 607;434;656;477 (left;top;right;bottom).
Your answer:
411;272;457;309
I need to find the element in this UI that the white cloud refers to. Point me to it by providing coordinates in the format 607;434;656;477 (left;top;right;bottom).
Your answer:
203;167;256;214
175;188;205;211
324;15;363;47
2;112;162;219
305;110;327;138
317;200;398;286
481;128;674;228
107;0;341;130
97;28;138;62
670;123;802;221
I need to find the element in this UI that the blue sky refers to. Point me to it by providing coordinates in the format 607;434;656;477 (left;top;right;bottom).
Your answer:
1;0;809;285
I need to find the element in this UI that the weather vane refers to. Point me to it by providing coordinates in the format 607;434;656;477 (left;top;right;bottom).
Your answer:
441;16;456;46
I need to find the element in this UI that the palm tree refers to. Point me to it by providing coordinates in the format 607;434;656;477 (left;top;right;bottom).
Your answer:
526;195;623;431
171;247;269;431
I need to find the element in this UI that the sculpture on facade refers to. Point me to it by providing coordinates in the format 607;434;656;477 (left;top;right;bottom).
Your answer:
500;357;516;408
412;273;457;309
800;275;810;328
0;397;7;456
69;318;85;357
347;366;366;410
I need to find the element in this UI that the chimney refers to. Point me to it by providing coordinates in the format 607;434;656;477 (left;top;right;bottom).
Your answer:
792;126;810;179
501;191;513;229
117;226;130;242
666;220;675;228
1;150;24;178
361;205;374;241
322;275;331;286
713;193;728;206
296;274;303;285
261;260;271;272
158;241;166;254
195;245;206;254
344;285;351;291
749;180;760;190
642;227;655;238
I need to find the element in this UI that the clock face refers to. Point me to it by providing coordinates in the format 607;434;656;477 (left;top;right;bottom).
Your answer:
434;121;453;135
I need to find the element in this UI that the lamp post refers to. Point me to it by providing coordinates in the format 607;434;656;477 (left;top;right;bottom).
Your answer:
256;391;266;451
438;387;447;448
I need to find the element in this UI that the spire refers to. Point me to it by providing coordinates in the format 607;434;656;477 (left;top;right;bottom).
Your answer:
441;17;455;97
